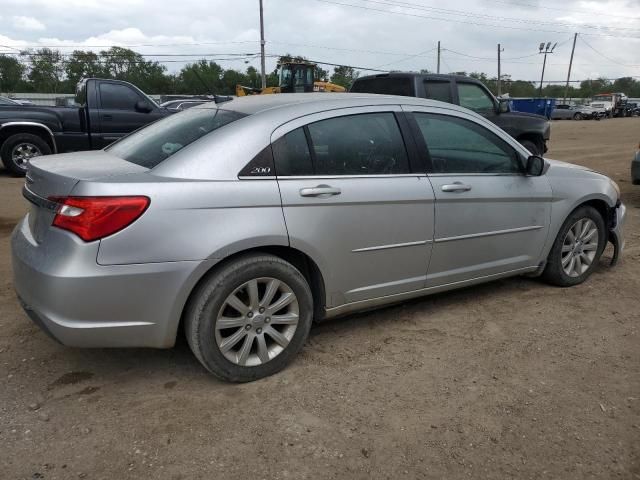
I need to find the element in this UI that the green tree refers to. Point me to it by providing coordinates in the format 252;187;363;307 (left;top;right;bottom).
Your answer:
99;47;169;93
64;50;105;89
26;48;65;93
245;66;260;88
330;65;358;88
0;55;26;92
579;78;611;98
177;60;224;94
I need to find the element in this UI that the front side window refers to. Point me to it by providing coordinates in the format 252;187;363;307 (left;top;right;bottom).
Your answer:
100;83;145;110
457;83;495;113
307;113;410;175
424;80;452;103
106;108;246;168
413;113;521;174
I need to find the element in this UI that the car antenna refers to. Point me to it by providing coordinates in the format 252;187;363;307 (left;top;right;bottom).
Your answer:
192;68;223;104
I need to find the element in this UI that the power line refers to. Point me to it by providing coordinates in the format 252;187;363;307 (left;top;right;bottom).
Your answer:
481;0;640;21
315;0;640;39
578;36;640;68
374;47;437;68
356;0;640;33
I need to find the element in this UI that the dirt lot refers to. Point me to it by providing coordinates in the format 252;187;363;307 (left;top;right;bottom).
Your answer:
1;118;638;480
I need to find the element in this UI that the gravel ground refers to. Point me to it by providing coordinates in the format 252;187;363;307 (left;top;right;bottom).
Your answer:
0;117;638;480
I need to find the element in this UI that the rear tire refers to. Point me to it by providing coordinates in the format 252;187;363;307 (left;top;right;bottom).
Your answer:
542;206;606;287
0;133;51;176
184;253;313;382
519;139;541;156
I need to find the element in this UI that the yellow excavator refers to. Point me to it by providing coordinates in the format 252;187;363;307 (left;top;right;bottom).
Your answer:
236;61;346;96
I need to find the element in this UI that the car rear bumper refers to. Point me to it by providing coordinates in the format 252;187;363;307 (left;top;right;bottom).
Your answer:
11;216;211;348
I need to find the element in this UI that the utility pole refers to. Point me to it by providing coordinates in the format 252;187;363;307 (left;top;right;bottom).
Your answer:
259;0;266;88
538;41;557;96
563;33;578;103
437;41;440;74
497;43;504;96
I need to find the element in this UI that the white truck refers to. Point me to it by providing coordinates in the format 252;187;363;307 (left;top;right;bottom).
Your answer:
589;92;632;118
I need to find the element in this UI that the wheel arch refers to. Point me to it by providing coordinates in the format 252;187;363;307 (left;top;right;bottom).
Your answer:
540;194;615;268
170;245;328;347
516;132;544;153
0;122;58;153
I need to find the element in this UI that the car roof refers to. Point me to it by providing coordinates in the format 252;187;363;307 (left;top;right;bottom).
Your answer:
199;92;470;116
154;92;489;181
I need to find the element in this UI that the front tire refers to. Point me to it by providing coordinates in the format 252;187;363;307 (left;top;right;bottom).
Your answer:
573;113;583;120
0;133;51;176
542;206;606;287
185;253;313;382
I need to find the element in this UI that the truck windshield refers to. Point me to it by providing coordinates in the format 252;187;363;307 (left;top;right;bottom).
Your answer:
106;107;247;168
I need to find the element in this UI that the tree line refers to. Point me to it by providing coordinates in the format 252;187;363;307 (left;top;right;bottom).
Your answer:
1;47;639;98
0;47;359;95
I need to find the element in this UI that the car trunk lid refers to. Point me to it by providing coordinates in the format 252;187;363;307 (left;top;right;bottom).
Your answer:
23;151;148;243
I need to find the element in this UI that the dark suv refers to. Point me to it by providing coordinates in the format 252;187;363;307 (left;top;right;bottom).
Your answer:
351;73;550;155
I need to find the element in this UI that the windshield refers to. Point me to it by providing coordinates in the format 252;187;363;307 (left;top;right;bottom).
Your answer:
593;96;612;102
106;107;247;168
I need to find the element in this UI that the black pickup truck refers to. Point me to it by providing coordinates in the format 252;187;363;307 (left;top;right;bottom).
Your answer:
0;78;172;175
351;72;551;156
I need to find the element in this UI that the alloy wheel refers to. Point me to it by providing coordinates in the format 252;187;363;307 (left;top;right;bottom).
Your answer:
11;142;42;170
215;277;300;367
561;218;599;278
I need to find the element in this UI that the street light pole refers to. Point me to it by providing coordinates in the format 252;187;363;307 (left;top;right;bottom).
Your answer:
538;41;557;96
259;0;266;89
497;43;504;96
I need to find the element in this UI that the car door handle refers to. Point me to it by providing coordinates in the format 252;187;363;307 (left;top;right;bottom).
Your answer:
299;185;342;197
441;182;472;192
102;114;113;121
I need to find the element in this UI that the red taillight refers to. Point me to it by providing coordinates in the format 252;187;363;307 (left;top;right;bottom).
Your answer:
50;196;150;242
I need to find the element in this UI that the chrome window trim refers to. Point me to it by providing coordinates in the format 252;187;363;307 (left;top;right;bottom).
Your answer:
427;172;525;177
273;173;425;180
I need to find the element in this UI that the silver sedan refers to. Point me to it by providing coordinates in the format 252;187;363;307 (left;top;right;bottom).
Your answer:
12;93;626;382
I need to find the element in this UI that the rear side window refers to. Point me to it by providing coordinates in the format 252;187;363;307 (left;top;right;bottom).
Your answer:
272;128;313;176
106;108;246;168
273;113;410;176
307;113;409;175
413;113;521;174
350;77;413;97
100;83;144;110
424;80;452;103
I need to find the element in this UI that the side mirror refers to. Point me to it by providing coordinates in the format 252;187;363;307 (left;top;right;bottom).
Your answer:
135;100;153;113
525;155;545;176
498;98;510;113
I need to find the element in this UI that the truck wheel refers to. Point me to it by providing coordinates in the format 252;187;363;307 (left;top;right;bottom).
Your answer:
519;139;541;156
0;133;51;176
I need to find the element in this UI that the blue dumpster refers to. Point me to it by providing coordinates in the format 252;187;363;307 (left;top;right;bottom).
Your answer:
509;98;556;119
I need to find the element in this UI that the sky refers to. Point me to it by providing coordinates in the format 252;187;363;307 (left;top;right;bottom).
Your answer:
0;0;639;84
